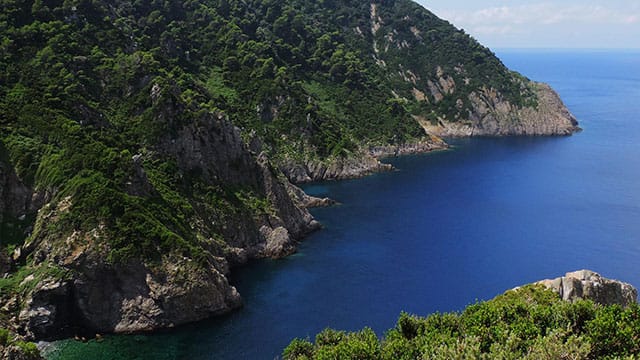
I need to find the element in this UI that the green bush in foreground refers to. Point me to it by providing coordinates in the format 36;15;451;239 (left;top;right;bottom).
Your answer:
283;286;640;360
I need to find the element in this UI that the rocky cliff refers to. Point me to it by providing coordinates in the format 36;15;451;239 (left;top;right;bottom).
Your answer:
0;151;36;252
281;137;449;183
0;0;580;343
2;109;320;340
418;82;580;137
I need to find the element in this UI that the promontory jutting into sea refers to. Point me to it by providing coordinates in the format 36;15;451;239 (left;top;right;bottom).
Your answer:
1;1;639;359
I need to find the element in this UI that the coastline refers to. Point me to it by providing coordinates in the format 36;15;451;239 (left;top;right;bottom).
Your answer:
3;125;579;354
280;136;450;184
29;45;640;360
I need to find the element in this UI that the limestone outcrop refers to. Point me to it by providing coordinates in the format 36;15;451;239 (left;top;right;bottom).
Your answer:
536;270;637;307
419;82;580;137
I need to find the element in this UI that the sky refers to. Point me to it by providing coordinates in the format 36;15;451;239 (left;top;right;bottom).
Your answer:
415;0;640;49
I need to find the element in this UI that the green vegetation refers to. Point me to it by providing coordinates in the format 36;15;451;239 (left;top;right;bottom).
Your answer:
0;0;539;289
283;286;640;360
0;262;69;297
14;340;40;357
0;328;9;346
0;327;41;358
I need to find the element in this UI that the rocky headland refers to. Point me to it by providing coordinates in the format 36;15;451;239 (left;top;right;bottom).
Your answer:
418;82;580;137
1;114;324;341
0;0;583;353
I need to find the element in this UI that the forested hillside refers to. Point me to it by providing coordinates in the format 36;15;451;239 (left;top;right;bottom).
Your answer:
0;0;577;345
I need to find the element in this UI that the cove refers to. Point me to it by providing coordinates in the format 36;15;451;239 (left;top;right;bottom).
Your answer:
45;50;640;359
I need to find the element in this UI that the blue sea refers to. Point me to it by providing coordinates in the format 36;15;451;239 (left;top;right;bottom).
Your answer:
46;50;640;359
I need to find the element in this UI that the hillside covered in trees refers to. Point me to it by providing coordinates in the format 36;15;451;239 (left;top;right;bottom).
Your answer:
0;0;578;350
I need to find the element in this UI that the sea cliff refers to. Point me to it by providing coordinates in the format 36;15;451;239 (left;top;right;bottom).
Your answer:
2;114;321;340
419;82;580;137
0;0;580;345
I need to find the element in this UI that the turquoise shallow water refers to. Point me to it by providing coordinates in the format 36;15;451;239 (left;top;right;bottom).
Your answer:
45;50;640;359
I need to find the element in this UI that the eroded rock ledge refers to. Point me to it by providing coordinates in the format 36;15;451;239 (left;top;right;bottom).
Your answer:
281;137;449;184
419;82;581;137
532;270;637;307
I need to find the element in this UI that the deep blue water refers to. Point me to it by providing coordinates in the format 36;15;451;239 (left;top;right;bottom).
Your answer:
47;50;640;359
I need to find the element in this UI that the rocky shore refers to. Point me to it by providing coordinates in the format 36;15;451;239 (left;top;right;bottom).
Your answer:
280;136;449;184
0;114;322;342
0;0;592;357
280;79;580;185
1;117;579;344
418;82;581;137
1;103;580;345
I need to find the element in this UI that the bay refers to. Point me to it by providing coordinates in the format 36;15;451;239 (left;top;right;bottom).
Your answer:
46;50;640;359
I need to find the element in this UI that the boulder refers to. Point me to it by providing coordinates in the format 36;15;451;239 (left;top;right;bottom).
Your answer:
536;270;637;307
285;180;336;209
261;226;295;258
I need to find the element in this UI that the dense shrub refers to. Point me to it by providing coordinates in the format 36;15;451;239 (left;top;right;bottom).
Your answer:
283;286;640;359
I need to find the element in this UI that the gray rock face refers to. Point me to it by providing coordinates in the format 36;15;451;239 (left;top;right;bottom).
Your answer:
162;113;262;188
69;256;242;334
536;270;637;307
18;280;75;339
281;153;393;184
419;82;580;137
14;110;321;339
0;152;32;229
280;138;448;184
255;153;320;245
369;136;448;158
260;226;295;258
17;220;244;339
286;181;336;208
